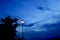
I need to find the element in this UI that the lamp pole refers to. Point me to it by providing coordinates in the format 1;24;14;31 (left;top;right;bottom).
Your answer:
21;19;24;40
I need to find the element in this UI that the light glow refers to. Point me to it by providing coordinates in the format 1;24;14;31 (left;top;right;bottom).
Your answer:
21;19;24;24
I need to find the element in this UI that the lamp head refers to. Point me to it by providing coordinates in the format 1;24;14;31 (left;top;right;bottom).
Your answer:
21;19;24;24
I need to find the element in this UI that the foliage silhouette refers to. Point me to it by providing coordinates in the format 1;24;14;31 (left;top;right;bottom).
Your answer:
0;16;20;40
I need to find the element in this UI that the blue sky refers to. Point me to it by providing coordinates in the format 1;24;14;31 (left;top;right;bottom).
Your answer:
0;0;60;40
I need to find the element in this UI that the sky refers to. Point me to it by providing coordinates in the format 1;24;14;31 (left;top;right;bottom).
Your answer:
0;0;60;40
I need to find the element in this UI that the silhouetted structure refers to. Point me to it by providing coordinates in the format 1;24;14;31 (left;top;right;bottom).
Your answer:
0;16;18;40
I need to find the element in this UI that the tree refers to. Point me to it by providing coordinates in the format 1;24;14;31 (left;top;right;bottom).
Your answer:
0;16;18;40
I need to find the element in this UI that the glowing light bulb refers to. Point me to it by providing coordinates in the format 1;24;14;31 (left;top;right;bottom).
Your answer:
21;19;24;24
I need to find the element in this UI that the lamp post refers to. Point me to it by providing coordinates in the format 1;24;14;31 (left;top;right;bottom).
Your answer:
21;19;24;40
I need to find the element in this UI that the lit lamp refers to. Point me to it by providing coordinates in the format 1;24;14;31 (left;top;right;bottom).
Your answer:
21;19;24;40
21;19;24;24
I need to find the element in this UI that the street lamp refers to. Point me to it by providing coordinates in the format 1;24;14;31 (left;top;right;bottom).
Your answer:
21;19;24;24
21;19;24;40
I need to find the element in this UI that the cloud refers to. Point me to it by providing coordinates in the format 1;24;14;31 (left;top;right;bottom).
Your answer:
37;6;53;12
17;17;60;32
37;6;45;10
15;0;60;39
16;26;31;32
31;18;60;31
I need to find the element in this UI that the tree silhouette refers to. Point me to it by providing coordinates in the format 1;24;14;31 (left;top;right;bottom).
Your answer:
0;16;18;40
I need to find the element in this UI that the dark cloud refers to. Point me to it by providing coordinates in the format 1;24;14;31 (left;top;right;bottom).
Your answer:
44;21;60;30
37;6;52;11
37;6;45;10
18;21;38;27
